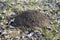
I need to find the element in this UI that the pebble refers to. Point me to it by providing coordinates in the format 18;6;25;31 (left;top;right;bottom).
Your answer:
2;30;7;34
5;35;10;38
15;36;20;40
2;16;5;19
0;27;4;37
22;36;25;39
8;18;15;26
57;20;60;23
8;25;15;29
2;10;6;13
47;26;52;31
27;32;34;38
11;2;16;5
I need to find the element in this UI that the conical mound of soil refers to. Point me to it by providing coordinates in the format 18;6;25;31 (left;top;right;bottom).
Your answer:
11;10;51;30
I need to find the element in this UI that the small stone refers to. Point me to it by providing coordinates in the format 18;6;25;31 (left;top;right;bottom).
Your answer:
27;32;34;38
5;35;10;38
57;20;60;23
2;10;6;13
5;21;8;25
2;16;5;19
28;30;34;34
47;26;52;30
15;36;20;40
2;30;7;34
0;27;4;32
11;2;16;5
0;23;4;26
0;27;4;37
8;18;15;26
9;25;15;29
50;22;53;24
22;36;25;39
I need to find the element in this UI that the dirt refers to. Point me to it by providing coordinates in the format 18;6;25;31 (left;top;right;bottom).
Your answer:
10;10;51;31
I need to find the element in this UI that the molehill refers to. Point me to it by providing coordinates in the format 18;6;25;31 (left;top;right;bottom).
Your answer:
9;10;51;31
